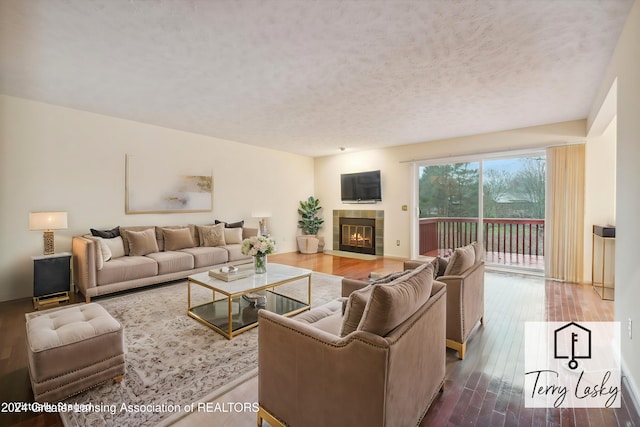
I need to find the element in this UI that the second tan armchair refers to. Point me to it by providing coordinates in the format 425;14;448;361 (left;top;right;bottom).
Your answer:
405;242;485;359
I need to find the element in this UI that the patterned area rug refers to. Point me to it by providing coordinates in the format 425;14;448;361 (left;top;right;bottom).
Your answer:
59;271;342;427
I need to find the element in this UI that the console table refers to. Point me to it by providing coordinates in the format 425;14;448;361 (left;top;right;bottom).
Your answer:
592;225;615;300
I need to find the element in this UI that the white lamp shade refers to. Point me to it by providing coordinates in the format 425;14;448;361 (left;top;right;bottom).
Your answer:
29;212;68;231
252;212;272;218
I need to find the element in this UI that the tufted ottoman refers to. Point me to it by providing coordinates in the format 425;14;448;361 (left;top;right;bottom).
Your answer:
25;303;125;402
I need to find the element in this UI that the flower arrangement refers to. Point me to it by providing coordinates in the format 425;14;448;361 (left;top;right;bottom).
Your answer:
240;235;277;257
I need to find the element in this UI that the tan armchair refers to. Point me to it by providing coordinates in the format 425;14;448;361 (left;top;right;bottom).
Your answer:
257;264;446;427
405;243;485;359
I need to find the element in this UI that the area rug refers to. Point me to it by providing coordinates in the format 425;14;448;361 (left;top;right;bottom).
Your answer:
58;271;342;427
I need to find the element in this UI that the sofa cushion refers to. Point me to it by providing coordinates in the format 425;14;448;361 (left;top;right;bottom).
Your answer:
197;224;226;247
126;228;160;256
358;263;434;336
224;227;243;244
296;299;343;335
224;244;251;262
146;251;194;274
443;243;475;276
97;256;158;286
163;227;195;251
179;246;229;268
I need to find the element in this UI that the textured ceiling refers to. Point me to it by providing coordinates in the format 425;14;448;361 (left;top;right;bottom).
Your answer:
0;0;633;157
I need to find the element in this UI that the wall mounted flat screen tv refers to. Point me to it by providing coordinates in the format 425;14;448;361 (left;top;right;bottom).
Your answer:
341;170;382;202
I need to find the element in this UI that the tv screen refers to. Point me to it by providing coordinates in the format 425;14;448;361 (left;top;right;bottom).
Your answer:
341;170;382;202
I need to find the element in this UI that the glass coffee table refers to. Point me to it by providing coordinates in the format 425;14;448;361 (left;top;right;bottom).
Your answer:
187;263;312;339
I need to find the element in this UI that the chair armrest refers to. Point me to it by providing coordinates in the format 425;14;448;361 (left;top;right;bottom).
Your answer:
341;277;369;297
258;311;389;426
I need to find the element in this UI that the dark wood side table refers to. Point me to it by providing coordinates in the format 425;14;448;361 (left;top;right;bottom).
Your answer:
32;252;71;310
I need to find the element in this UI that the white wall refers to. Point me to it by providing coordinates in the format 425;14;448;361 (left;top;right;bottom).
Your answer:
0;95;314;302
583;117;617;283
314;120;587;259
588;0;640;406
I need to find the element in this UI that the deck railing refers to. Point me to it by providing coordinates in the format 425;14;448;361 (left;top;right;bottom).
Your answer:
419;217;545;259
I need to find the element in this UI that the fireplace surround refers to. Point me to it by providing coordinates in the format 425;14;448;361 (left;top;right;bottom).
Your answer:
333;210;384;256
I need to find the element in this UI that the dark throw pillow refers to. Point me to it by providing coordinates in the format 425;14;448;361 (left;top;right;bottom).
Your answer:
215;219;245;228
90;226;120;239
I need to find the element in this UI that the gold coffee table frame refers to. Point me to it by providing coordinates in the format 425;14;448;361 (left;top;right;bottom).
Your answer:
187;263;312;339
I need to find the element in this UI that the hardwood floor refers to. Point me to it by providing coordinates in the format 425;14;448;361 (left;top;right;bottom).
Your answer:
1;252;638;427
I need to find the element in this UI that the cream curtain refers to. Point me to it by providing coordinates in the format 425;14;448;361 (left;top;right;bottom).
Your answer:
546;144;586;282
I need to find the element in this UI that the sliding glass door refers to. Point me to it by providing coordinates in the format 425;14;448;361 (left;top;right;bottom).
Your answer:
418;162;480;257
416;153;545;271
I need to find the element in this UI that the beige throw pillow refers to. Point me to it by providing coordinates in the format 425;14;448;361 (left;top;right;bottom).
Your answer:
163;227;195;251
223;227;243;244
103;236;125;259
358;263;434;336
443;244;476;276
197;224;226;247
126;228;159;256
340;285;373;337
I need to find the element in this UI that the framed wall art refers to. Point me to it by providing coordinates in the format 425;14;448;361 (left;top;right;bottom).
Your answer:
125;154;213;214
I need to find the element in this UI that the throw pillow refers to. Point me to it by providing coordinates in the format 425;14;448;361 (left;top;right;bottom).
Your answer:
188;224;201;247
340;285;373;337
358;263;434;336
163;227;195;251
198;224;226;247
215;219;244;228
370;270;410;285
429;257;440;279
90;226;120;239
340;264;429;337
443;244;475;276
103;236;125;259
84;235;108;270
471;241;483;263
224;227;243;244
120;226;155;255
126;229;159;256
435;256;448;277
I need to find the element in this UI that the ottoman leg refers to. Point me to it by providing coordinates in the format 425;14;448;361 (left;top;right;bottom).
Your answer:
114;375;124;383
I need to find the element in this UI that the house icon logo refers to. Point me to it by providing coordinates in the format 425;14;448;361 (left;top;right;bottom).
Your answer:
554;322;592;370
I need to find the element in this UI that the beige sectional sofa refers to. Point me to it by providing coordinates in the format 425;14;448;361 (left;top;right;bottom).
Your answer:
72;224;257;302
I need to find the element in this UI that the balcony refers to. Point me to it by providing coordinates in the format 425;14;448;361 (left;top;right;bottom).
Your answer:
419;217;544;271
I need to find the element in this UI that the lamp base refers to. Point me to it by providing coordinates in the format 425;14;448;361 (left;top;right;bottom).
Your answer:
43;231;55;255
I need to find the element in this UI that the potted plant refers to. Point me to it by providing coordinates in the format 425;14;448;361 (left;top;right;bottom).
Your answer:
297;196;325;254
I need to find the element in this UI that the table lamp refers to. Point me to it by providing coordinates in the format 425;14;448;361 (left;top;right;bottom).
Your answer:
252;212;272;236
29;212;68;255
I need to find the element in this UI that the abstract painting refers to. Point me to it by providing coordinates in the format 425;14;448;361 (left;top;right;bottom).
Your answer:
125;154;213;213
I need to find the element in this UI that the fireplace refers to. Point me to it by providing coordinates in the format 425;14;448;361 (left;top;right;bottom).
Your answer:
339;217;376;255
333;210;383;256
